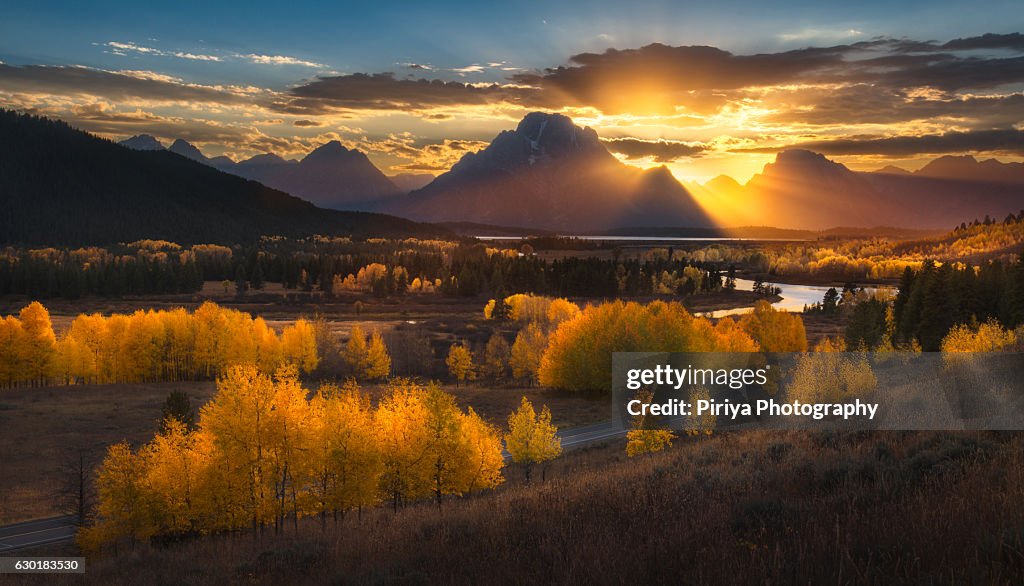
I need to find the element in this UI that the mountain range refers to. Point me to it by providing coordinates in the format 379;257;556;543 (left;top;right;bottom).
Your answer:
120;135;404;209
0;110;446;246
378;112;713;230
685;150;1024;230
120;113;1024;232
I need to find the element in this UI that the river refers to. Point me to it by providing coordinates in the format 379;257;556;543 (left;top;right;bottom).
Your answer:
708;279;889;318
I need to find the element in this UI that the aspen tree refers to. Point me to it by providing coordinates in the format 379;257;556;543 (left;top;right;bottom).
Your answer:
446;342;475;386
505;397;561;482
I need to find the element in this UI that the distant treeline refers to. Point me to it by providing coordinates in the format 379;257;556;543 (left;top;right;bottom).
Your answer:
0;238;732;300
893;254;1024;351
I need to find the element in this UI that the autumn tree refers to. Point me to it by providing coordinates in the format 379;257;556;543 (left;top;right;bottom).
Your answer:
19;301;57;385
538;300;758;392
625;389;677;457
738;301;808;352
446;342;476;386
341;325;370;376
88;442;154;549
305;383;381;523
457;408;504;493
375;380;433;510
199;365;279;532
280;318;319;374
365;331;392;380
482;332;511;383
505;397;561;482
510;323;547;386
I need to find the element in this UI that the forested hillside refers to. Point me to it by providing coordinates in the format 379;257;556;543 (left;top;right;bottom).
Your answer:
0;111;447;246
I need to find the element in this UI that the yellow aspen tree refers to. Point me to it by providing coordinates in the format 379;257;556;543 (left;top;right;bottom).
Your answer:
199;365;278;531
268;366;312;532
341;325;370;376
625;389;678;456
457;408;505;493
483;332;511;382
62;313;107;384
446;341;475;386
505;397;561;482
280;318;319;374
738;301;808;352
364;331;392;380
510;323;547;385
306;383;382;523
92;442;155;548
141;418;209;535
0;316;26;387
546;298;580;327
18;301;57;385
192;301;228;378
252;317;282;374
375;380;433;510
160;308;195;381
423;385;470;507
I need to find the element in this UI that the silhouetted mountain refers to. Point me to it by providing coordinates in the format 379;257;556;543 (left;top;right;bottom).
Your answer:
119;134;165;151
168;139;237;170
379;112;712;231
873;164;912;176
700;150;1024;229
389;173;435;193
914;155;1024;184
0;110;448;246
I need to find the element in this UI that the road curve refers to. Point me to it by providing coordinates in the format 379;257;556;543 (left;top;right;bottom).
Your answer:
0;516;78;553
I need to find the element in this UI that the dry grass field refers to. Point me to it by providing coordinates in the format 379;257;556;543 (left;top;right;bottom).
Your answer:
0;379;605;525
9;429;1022;584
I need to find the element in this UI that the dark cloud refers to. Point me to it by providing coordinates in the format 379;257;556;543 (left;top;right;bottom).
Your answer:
734;128;1024;157
292;119;322;127
274;72;548;115
0;64;252;105
602;138;706;161
942;32;1024;51
508;35;1024;115
765;85;1024;127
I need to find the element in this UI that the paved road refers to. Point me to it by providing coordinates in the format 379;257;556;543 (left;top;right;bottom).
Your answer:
0;421;628;553
0;516;78;553
501;419;625;462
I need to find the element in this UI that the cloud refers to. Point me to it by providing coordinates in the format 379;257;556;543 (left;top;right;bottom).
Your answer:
762;85;1024;128
733;128;1024;157
275;72;547;115
105;41;221;62
452;65;486;75
602;138;707;161
239;54;326;68
292;119;322;127
510;35;1024;115
778;28;864;43
0;64;256;105
941;32;1024;51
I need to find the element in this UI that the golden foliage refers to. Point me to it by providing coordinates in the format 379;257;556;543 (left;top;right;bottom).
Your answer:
505;397;561;482
85;372;505;550
538;300;760;392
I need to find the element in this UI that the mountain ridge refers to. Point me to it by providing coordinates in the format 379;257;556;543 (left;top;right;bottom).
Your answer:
2;110;449;245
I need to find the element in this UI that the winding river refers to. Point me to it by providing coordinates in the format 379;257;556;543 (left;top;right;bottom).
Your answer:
708;278;889;318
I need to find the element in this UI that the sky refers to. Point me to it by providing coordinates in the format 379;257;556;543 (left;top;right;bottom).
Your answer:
2;0;1023;182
